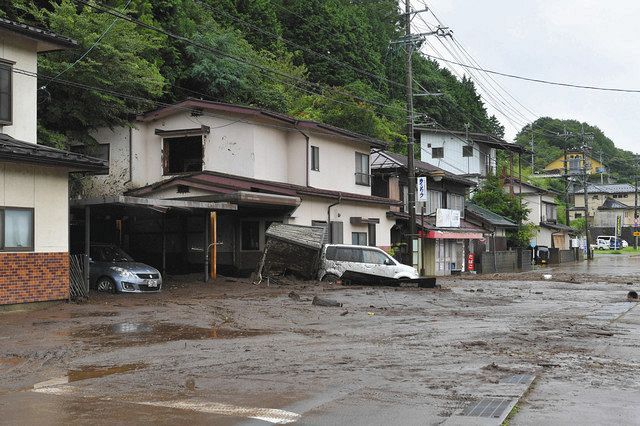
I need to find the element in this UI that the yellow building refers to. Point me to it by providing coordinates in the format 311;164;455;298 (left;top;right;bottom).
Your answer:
544;152;604;175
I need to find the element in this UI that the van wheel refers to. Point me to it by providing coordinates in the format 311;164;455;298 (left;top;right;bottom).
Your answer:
322;274;339;283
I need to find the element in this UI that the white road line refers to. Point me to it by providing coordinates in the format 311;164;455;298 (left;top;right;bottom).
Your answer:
138;400;301;424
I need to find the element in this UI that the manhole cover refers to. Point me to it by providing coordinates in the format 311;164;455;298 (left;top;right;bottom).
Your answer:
502;374;534;384
459;397;513;418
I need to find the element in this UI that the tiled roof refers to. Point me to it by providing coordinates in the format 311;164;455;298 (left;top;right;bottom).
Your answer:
414;127;527;153
127;170;401;206
138;99;387;149
372;151;477;186
0;18;77;51
581;183;637;194
0;133;108;171
465;202;517;228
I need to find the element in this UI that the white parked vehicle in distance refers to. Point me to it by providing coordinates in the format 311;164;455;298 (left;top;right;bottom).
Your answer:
593;239;611;250
318;244;420;282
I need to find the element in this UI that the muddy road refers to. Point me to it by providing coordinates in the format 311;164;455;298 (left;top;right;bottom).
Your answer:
1;264;640;425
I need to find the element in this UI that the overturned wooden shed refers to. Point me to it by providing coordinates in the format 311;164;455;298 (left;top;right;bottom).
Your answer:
255;224;327;281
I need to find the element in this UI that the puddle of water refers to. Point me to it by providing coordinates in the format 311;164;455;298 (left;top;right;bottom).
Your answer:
72;323;266;347
67;363;147;382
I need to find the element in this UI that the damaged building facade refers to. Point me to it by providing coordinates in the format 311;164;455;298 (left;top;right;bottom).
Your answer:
75;99;398;275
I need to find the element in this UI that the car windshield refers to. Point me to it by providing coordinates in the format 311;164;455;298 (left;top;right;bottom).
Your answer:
92;245;134;262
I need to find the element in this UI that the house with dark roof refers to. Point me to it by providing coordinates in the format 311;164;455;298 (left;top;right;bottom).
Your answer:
417;127;526;183
0;19;106;305
370;150;483;276
464;202;517;252
75;99;399;274
572;183;637;223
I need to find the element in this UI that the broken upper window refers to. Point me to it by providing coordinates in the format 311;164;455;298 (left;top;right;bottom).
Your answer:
163;136;203;175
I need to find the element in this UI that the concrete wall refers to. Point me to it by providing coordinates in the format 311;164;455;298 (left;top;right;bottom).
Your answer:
479;251;518;274
0;163;69;252
0;32;38;143
287;196;394;248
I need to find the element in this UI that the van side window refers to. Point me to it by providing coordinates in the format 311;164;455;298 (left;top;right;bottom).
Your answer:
363;249;388;265
330;247;363;262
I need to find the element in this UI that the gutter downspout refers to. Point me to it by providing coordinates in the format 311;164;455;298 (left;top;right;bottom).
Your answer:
327;193;342;243
295;124;310;187
124;126;133;185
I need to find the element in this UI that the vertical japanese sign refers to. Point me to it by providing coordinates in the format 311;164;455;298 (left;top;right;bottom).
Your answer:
616;215;622;238
417;176;428;202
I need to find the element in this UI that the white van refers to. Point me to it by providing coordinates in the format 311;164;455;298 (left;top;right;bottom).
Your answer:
318;244;419;282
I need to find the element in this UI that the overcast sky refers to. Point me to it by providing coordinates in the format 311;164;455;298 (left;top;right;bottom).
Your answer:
414;1;640;154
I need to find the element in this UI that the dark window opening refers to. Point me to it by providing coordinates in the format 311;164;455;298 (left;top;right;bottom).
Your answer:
462;145;473;157
368;223;376;246
432;147;444;158
241;221;260;251
163;136;203;175
352;232;367;246
0;62;12;124
311;145;319;171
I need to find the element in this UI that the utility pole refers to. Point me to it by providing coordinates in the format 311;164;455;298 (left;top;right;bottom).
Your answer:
405;0;417;243
530;124;534;171
580;127;594;260
563;146;570;225
635;156;639;250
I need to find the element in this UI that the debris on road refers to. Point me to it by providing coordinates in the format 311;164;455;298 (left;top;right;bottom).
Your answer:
288;291;301;301
627;290;638;300
312;295;343;307
340;310;349;316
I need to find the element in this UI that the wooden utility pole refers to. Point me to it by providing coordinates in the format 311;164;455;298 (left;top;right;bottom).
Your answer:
635;157;639;250
563;147;570;225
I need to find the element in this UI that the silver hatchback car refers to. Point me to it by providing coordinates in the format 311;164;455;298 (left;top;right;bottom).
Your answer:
89;244;162;293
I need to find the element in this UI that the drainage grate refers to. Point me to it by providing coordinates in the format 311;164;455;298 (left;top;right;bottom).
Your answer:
502;374;534;384
459;397;514;418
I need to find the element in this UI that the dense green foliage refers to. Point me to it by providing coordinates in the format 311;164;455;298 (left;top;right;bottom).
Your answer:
3;0;501;148
472;174;534;247
514;117;636;183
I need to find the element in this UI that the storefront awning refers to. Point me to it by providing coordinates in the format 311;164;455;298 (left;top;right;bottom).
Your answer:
421;230;484;240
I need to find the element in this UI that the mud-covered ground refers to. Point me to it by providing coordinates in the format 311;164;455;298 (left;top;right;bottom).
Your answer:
1;258;640;425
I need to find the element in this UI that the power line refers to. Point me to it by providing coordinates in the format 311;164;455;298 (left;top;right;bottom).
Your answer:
42;0;133;89
423;53;640;93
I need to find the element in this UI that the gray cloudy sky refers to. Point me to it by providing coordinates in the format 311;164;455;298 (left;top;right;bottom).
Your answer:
415;1;640;154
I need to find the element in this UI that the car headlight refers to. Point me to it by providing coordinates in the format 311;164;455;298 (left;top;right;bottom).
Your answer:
110;266;133;278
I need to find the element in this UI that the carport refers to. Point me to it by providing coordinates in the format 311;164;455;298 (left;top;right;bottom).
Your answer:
70;196;237;289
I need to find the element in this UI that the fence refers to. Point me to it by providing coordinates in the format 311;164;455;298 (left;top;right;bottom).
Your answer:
69;254;88;302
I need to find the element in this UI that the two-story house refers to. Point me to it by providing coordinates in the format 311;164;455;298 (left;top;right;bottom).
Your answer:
572;183;636;223
505;178;573;249
371;151;485;276
77;99;398;275
0;19;106;305
544;152;605;176
417;127;526;183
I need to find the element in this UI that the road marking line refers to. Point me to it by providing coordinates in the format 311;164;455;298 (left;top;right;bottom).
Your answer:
138;400;301;424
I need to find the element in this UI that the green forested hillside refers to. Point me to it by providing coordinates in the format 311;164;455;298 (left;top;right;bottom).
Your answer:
1;0;503;149
514;117;636;183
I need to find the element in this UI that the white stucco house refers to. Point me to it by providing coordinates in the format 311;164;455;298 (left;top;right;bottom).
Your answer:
0;19;106;305
417;127;526;183
76;99;398;274
505;179;573;249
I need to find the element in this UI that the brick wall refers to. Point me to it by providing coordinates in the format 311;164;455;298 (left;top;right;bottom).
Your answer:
0;252;69;305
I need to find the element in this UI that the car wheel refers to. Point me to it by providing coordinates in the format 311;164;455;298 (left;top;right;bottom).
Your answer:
321;273;340;283
96;276;116;293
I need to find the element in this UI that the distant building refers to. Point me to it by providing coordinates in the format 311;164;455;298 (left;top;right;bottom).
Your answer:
544;152;604;176
505;179;573;249
572;183;636;221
